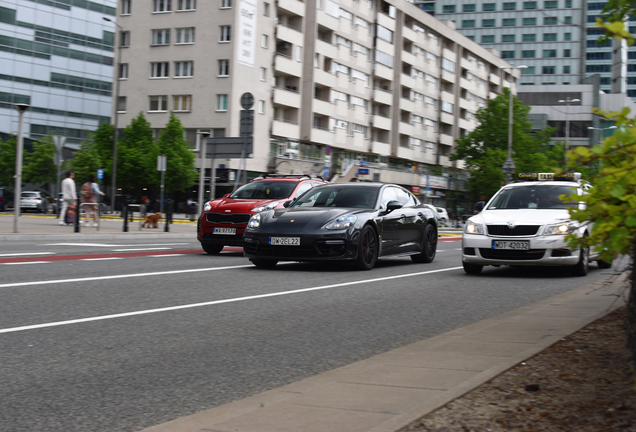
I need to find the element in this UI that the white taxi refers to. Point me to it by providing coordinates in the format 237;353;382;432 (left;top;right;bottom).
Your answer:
461;172;611;276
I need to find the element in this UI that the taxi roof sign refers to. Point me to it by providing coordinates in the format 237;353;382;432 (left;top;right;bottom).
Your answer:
518;172;581;182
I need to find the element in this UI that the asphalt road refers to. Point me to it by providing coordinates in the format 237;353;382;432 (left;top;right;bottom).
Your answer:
0;238;623;432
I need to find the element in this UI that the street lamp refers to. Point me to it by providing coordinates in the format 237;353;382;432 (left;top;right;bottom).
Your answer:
558;97;581;171
587;125;617;142
13;103;29;233
103;17;123;213
499;64;528;183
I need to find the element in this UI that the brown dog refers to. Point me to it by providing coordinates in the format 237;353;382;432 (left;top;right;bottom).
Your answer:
142;212;162;228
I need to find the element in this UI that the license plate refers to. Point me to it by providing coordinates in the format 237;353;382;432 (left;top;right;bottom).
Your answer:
270;237;300;246
492;240;529;250
214;227;236;235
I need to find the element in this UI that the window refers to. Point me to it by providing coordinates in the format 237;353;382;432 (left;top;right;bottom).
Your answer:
221;0;231;7
263;2;269;15
216;94;228;111
119;63;128;79
174;61;193;77
424;118;437;132
376;25;393;43
462;20;475;28
542;66;556;74
177;0;196;10
501;50;515;59
463;4;476;12
563;65;571;73
564;49;571;57
523;0;537;7
220;25;231;42
442;58;455;72
120;31;130;47
151;62;169;77
564;32;571;41
176;27;195;44
544;17;557;25
218;59;229;76
523;17;536;25
522;34;536;42
502;18;516;26
564;16;572;24
466;35;475;41
296;46;302;61
121;0;131;14
503;2;516;9
502;34;515;42
258;100;265;114
173;95;192;111
521;66;535;74
543;33;557;41
152;29;170;45
153;0;172;12
483;3;495;10
149;95;168;111
565;0;571;6
442;5;455;12
544;0;557;7
375;50;394;67
117;96;126;112
482;19;495;27
260;67;266;81
543;49;557;58
522;50;535;58
481;35;495;43
440;100;453;113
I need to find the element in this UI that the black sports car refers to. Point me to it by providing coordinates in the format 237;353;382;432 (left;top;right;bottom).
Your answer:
242;183;438;269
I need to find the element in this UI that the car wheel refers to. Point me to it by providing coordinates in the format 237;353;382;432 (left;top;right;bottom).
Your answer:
597;259;613;269
355;225;378;270
571;246;589;276
411;223;437;263
250;258;278;268
202;244;224;255
463;263;483;274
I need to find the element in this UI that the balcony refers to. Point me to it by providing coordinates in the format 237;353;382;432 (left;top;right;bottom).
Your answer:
371;115;392;130
314;69;336;87
277;24;302;45
277;0;305;17
274;53;302;77
438;155;451;167
312;97;333;116
441;69;456;84
440;112;455;126
273;87;301;108
373;87;393;105
370;140;391;155
373;63;393;81
311;126;334;145
489;73;501;86
399;121;413;136
439;133;454;146
400;74;415;89
272;118;300;138
459;77;478;93
315;39;338;59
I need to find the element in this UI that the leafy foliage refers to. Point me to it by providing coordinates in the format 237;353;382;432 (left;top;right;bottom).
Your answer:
70;139;103;186
154;112;197;193
452;88;557;199
0;136;17;188
23;135;58;185
116;112;158;191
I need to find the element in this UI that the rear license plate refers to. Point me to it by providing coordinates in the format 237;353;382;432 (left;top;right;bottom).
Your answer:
492;240;529;250
214;227;236;235
270;237;300;246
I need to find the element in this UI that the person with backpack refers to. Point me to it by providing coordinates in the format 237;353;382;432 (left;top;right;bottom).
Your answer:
60;170;76;226
81;173;105;227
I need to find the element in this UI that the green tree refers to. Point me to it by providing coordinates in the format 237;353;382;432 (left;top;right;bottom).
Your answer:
91;122;115;187
69;139;102;187
116;112;157;191
451;88;557;199
23;135;57;185
0;136;17;187
154;112;197;193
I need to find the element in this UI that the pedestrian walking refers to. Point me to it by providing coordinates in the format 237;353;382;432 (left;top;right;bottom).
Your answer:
60;170;76;226
81;173;105;227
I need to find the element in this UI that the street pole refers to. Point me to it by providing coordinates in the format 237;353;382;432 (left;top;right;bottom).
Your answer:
103;17;123;213
197;132;210;215
498;65;527;184
13;104;29;233
558;97;581;171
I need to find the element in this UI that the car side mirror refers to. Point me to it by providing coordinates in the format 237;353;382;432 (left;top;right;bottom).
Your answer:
386;200;403;212
474;201;485;213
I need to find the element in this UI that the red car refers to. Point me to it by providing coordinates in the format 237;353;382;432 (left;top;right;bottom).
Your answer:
197;174;327;254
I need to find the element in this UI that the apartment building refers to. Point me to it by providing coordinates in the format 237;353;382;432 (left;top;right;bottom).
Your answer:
112;0;519;207
0;0;117;148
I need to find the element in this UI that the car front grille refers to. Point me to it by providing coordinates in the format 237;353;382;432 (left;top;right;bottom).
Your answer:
479;248;546;260
486;225;539;236
206;212;251;224
244;239;347;258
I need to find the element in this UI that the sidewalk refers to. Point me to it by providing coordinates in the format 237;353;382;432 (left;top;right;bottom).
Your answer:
135;271;626;432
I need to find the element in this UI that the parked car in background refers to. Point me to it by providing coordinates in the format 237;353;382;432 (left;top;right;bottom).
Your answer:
436;207;449;225
20;191;49;213
50;192;63;214
0;187;7;211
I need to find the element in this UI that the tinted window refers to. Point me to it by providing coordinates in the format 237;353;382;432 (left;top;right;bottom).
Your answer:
292;186;379;208
487;185;576;210
229;181;297;199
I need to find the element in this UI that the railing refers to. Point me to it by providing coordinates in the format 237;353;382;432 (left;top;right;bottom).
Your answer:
272;117;299;125
274;85;299;93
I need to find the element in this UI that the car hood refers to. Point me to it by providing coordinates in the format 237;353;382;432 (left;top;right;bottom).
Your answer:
260;207;367;232
206;197;280;212
471;209;571;225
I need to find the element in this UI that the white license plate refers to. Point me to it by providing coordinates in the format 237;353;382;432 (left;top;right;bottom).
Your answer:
214;227;236;235
492;240;529;250
270;237;300;246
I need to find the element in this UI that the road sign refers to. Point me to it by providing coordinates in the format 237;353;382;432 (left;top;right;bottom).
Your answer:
240;110;254;136
97;169;104;179
157;155;166;171
240;92;254;110
205;137;253;158
358;168;369;175
324;166;330;178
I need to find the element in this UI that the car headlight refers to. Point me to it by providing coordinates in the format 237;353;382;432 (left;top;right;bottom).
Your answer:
203;202;212;211
247;213;261;229
545;222;575;235
324;214;357;230
251;201;279;212
464;221;484;235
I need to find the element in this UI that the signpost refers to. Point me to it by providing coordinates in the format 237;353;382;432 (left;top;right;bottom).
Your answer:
157;155;166;214
53;135;66;218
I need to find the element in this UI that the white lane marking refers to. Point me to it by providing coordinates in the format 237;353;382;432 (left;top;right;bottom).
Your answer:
150;254;184;257
41;243;190;247
0;252;56;257
4;261;52;265
111;248;173;252
80;257;124;261
0;266;463;334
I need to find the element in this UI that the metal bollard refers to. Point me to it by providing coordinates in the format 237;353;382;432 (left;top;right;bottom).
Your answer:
123;204;128;232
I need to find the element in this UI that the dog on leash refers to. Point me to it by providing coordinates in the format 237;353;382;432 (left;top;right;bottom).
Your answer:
142;212;162;228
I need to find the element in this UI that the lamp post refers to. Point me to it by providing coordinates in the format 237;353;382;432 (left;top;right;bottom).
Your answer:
197;131;210;215
587;125;617;143
103;17;123;213
13;103;29;233
558;97;581;171
498;64;527;183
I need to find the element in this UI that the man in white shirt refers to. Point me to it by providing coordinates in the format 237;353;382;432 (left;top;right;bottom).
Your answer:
60;170;76;225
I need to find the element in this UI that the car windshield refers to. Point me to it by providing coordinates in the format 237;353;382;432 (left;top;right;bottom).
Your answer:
487;184;577;210
21;192;38;198
229;181;297;200
291;186;379;208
